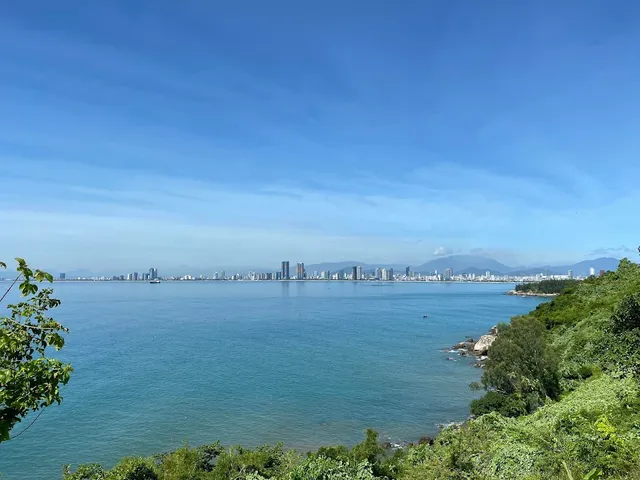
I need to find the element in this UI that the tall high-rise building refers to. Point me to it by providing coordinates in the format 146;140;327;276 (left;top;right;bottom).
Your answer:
568;269;573;279
375;267;382;280
127;273;134;281
281;261;290;280
381;268;394;281
405;266;410;277
356;265;363;280
296;262;305;279
276;271;282;280
59;273;66;280
133;272;139;281
352;266;358;280
486;270;491;279
444;268;453;280
589;267;595;276
149;268;158;280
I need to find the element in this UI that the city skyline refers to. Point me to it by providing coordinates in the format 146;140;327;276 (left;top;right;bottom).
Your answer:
1;2;640;270
27;254;625;283
20;252;628;279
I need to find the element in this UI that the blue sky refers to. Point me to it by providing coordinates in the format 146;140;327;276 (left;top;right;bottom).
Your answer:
1;0;639;273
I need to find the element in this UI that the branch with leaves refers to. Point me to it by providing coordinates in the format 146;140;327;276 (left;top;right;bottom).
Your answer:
0;258;73;442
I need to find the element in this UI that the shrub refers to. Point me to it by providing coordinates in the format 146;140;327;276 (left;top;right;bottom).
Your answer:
610;293;640;333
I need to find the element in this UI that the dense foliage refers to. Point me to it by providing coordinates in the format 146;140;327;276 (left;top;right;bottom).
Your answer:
56;258;640;479
0;258;72;442
515;279;580;294
471;315;561;417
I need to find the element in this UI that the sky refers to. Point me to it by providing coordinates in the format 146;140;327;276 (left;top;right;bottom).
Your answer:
1;0;639;274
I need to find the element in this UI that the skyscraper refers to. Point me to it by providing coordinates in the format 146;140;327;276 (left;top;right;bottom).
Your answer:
568;269;573;279
281;261;290;280
59;273;66;280
296;262;305;279
133;272;139;281
405;266;410;277
589;267;595;276
352;266;358;280
375;267;382;280
444;268;453;280
356;265;363;280
149;268;158;280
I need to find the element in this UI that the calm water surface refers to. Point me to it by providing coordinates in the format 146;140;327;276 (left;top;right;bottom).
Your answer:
0;281;545;479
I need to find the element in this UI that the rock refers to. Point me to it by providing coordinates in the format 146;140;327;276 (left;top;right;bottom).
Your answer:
418;436;435;445
451;341;467;350
489;325;498;336
473;334;497;355
436;421;463;430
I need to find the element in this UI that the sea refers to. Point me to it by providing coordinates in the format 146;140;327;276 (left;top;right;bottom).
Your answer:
0;281;546;479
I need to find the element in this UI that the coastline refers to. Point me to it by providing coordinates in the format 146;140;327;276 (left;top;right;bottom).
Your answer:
505;290;558;297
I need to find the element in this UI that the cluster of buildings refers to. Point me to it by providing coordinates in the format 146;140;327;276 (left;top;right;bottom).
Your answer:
57;268;159;282
53;262;604;283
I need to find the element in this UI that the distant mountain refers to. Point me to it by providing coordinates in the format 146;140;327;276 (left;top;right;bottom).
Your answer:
414;255;511;274
304;261;406;274
42;256;630;279
507;258;621;277
458;266;505;276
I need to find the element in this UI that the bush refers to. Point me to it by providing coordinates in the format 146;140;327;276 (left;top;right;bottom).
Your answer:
476;315;561;415
610;293;640;333
470;391;527;417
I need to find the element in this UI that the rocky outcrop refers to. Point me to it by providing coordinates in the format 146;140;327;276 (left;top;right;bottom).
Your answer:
506;290;557;297
446;325;498;367
473;334;497;355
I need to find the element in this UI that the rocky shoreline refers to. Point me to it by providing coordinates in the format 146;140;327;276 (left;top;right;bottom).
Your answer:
445;325;498;368
505;290;557;297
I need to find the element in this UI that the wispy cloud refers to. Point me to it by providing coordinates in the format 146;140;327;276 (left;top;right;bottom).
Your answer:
588;246;638;257
432;247;452;256
1;156;639;272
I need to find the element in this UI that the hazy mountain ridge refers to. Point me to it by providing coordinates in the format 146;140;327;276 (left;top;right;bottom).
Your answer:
17;256;630;279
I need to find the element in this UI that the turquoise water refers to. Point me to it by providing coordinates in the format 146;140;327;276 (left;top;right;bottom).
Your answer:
0;281;545;479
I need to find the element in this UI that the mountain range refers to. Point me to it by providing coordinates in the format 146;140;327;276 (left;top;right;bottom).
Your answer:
305;255;625;277
7;256;629;279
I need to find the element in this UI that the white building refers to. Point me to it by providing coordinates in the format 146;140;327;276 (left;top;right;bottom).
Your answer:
589;267;595;276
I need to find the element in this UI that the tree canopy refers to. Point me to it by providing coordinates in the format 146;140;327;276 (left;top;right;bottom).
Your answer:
0;258;72;442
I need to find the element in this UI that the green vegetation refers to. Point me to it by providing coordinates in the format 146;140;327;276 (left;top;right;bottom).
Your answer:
6;257;640;479
470;315;561;417
515;278;580;295
0;258;72;442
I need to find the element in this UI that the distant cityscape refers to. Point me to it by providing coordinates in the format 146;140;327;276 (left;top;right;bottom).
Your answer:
41;261;607;283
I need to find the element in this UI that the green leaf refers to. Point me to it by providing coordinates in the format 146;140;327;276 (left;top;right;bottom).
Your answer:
0;261;6;269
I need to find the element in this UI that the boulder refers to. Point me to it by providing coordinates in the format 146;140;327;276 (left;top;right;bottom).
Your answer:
489;325;499;335
473;334;497;355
